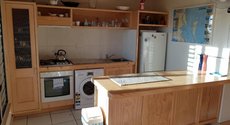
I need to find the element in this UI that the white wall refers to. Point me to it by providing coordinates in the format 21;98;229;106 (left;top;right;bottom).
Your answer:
162;0;230;72
38;27;136;61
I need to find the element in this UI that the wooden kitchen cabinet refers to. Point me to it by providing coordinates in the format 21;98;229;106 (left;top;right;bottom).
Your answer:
105;63;134;75
2;1;39;114
95;73;224;125
37;5;72;26
199;85;223;124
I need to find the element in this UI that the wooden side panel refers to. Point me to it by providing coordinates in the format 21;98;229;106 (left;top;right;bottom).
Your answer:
109;96;142;125
173;89;200;125
199;85;223;122
142;92;174;125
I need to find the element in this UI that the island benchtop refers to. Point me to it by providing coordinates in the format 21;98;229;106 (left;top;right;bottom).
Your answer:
93;71;230;95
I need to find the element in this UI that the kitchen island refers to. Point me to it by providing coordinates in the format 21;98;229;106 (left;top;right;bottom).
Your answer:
93;71;230;125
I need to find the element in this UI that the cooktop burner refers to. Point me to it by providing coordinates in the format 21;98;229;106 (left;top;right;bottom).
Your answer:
40;59;72;66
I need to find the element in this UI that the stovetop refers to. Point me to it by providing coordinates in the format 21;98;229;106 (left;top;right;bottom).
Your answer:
40;59;72;66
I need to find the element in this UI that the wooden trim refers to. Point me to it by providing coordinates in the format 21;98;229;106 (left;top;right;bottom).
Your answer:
138;10;168;14
71;26;133;30
37;4;133;13
34;5;42;111
139;24;168;27
196;88;203;124
105;81;225;97
199;119;217;125
220;120;230;125
2;1;36;5
41;99;74;110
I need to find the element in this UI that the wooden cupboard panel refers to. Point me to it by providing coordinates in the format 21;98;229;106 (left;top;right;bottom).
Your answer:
15;78;34;102
105;66;133;76
13;77;38;112
13;77;39;112
37;16;72;26
109;96;142;125
173;89;201;125
199;85;223;122
142;92;174;125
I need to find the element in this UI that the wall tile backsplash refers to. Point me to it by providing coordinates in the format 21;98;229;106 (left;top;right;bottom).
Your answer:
38;27;136;60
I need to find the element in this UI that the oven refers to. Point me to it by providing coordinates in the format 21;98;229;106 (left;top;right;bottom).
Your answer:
40;71;74;103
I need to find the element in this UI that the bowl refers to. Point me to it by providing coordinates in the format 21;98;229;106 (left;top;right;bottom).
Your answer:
116;6;130;11
48;13;57;17
61;0;80;7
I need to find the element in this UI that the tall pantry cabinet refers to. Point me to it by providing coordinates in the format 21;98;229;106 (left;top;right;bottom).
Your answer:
1;1;39;114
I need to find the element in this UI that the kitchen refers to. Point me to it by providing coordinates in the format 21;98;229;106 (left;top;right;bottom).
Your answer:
1;0;230;125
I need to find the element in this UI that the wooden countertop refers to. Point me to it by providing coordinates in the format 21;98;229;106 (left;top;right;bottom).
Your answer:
94;71;230;94
39;60;135;72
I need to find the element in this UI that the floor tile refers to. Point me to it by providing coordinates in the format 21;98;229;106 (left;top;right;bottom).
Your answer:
51;109;71;114
12;117;27;125
28;113;51;125
71;109;81;120
76;120;83;125
53;120;77;125
51;109;75;124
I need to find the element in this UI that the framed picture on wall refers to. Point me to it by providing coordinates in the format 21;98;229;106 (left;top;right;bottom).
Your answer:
172;5;214;44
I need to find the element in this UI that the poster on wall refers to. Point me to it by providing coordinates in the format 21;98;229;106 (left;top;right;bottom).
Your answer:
172;5;214;44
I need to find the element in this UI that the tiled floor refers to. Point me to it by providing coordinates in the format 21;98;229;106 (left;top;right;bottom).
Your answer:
12;109;82;125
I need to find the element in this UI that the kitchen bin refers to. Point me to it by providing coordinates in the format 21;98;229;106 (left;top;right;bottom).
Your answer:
81;107;103;125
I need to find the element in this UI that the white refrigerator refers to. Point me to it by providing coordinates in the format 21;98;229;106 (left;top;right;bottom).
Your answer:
139;31;167;73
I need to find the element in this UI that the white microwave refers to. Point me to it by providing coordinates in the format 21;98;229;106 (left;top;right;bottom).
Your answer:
40;71;74;103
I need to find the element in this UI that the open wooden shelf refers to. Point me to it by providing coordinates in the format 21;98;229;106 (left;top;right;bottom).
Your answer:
37;4;72;26
139;24;167;27
37;16;72;26
36;4;137;29
138;11;168;27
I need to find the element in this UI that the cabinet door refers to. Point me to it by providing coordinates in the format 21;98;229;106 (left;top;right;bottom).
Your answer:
3;2;39;113
142;92;174;125
109;96;142;125
199;85;223;123
173;88;201;125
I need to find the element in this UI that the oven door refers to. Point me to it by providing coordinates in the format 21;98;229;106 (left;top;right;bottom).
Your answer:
41;73;73;103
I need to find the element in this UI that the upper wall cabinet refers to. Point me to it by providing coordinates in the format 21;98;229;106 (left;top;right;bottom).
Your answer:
36;5;136;29
37;5;72;26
